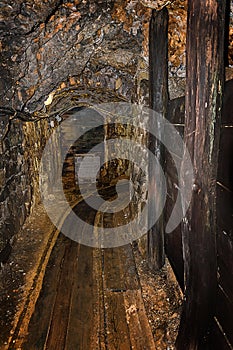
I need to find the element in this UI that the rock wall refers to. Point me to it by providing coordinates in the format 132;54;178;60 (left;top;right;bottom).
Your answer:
0;0;150;261
0;118;49;254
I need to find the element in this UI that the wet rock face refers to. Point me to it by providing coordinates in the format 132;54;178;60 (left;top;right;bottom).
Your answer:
0;0;149;111
0;121;26;252
0;0;192;110
0;0;61;105
0;118;49;254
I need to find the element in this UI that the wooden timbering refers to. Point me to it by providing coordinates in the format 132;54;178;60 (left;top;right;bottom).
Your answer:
147;8;169;271
176;1;226;349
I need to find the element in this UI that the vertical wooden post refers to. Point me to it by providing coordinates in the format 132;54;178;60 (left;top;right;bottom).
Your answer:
176;1;226;349
224;0;231;67
148;8;168;270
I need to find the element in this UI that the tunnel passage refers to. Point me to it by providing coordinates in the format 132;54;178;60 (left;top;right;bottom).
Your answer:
0;97;183;349
1;1;233;349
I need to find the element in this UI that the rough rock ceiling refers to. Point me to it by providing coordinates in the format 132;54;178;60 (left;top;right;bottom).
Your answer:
0;0;232;113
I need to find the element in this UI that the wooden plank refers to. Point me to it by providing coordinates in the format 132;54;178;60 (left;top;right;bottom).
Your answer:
102;210;151;349
164;152;184;289
217;231;233;274
222;79;233;125
215;286;233;346
92;248;106;350
163;122;184;261
149;7;169;115
216;184;233;238
65;245;98;350
217;232;233;302
224;0;231;67
148;7;168;270
176;1;226;349
218;261;233;303
209;319;232;350
22;235;69;349
165;154;179;198
217;128;233;191
117;245;139;291
167;97;185;125
124;290;156;350
172;124;184;138
104;291;131;350
64;190;102;349
44;240;78;350
72;195;98;227
103;248;126;292
42;198;97;349
103;207;139;292
103;245;139;293
165;226;184;290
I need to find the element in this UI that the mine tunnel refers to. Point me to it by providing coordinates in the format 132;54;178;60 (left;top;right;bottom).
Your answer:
0;0;233;349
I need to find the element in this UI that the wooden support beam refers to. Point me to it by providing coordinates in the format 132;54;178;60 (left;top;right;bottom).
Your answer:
224;0;231;67
176;1;226;349
148;8;168;270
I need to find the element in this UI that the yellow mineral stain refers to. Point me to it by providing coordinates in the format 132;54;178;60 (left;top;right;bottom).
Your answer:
60;82;66;89
17;90;23;102
115;77;122;90
69;77;76;85
44;91;55;106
